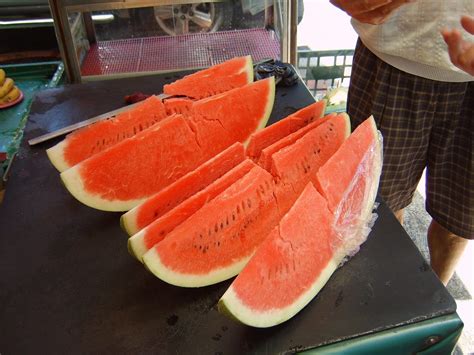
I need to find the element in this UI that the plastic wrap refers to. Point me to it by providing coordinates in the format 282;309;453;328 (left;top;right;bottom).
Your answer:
333;130;383;265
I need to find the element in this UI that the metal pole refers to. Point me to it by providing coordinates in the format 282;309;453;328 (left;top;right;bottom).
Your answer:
289;0;298;66
49;0;83;83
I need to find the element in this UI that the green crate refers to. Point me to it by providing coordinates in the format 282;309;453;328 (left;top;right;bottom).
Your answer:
0;61;64;183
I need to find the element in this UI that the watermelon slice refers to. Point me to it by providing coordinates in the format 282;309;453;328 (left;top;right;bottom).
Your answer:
246;100;327;161
257;112;338;172
269;114;350;215
121;142;246;236
128;159;256;261
60;78;275;212
316;116;382;257
163;56;253;99
218;183;340;328
142;165;280;287
188;76;275;149
47;96;168;172
219;117;382;328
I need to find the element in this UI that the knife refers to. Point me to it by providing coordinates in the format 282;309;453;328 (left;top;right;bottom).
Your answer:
27;93;170;146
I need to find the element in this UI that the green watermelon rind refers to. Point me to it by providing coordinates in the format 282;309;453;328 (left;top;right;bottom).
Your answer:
218;258;339;328
143;248;253;288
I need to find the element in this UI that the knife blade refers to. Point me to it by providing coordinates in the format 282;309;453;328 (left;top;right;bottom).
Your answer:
28;93;169;146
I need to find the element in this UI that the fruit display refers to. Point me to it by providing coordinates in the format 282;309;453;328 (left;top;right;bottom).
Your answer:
57;77;275;212
0;69;22;106
47;57;382;328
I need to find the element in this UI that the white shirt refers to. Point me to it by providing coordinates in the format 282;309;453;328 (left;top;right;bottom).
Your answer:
352;0;474;82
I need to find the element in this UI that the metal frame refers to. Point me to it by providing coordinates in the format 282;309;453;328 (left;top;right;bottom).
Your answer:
49;0;298;83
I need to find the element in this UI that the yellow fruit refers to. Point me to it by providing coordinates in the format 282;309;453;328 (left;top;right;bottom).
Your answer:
0;69;5;85
0;78;14;98
0;86;20;104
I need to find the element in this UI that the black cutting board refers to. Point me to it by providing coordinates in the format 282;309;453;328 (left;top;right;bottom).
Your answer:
0;73;455;354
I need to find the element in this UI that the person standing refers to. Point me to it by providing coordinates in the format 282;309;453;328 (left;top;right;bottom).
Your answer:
330;0;473;285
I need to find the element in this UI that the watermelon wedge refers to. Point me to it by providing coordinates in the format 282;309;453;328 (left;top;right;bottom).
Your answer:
47;96;168;172
163;56;253;99
128;159;256;261
60;78;275;212
270;113;350;215
258;112;338;172
246;100;327;161
316;116;382;257
218;183;339;328
121;142;246;236
188;76;275;149
219;117;382;328
142;164;280;287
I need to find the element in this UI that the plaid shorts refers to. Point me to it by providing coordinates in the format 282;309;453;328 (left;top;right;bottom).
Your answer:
347;39;473;239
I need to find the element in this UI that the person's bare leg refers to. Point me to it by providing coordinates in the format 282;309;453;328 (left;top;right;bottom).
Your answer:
428;219;469;286
393;209;404;225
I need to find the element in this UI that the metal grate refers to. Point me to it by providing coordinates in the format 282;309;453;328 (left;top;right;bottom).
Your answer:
81;28;281;77
297;49;354;99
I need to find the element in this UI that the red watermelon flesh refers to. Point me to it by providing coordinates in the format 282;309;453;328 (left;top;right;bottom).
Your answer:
246;100;327;161
219;117;382;327
60;78;275;212
257;112;337;172
316;116;382;258
47;96;168;172
218;183;341;328
164;97;194;116
128;159;256;261
142;164;280;287
121;142;246;236
270;114;350;216
163;56;253;100
188;77;275;150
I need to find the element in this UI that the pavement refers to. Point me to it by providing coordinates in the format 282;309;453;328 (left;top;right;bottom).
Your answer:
405;175;474;354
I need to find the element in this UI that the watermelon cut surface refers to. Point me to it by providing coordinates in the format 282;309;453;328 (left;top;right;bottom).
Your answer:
121;142;246;236
257;112;338;172
218;183;340;328
142;165;280;287
188;77;275;149
60;78;275;212
246;100;327;161
163;97;194;116
271;113;350;215
47;96;168;172
218;117;382;328
163;56;253;99
316;116;382;258
128;159;256;261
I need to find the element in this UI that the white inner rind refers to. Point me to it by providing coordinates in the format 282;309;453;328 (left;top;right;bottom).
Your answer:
340;112;352;138
46;141;70;173
128;229;148;262
244;55;254;84
143;248;253;288
60;165;146;212
121;208;139;236
220;258;340;328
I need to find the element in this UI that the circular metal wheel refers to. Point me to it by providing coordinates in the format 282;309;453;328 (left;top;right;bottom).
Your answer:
154;3;224;36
